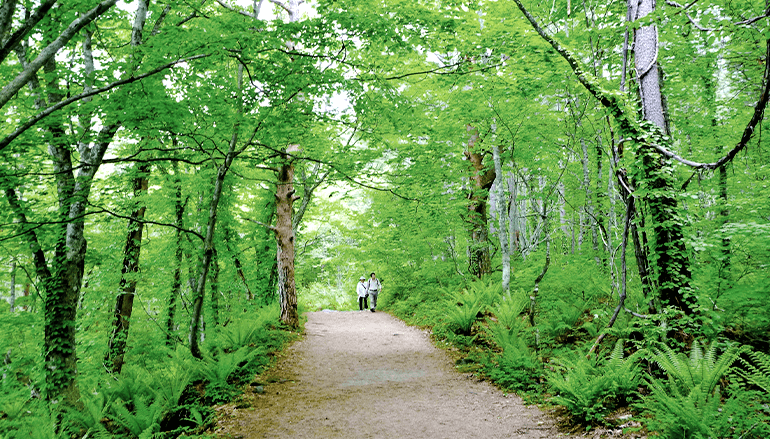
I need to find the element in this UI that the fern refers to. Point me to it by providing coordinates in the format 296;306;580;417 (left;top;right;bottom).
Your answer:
444;288;485;336
485;322;539;393
640;341;766;439
547;340;641;424
649;340;745;396
492;291;528;330
111;395;166;439
734;349;770;394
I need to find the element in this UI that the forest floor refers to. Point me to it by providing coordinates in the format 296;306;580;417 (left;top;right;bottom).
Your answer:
211;310;644;439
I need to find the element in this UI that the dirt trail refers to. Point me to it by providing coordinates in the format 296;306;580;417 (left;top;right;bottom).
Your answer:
213;310;566;438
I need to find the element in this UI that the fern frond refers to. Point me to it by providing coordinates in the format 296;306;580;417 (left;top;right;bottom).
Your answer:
735;349;770;394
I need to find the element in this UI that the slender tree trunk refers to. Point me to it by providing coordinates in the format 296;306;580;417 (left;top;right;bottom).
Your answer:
491;145;510;295
209;247;220;327
105;162;149;374
9;262;16;313
189;59;243;357
189;151;237;358
167;169;184;345
275;145;300;327
224;225;253;301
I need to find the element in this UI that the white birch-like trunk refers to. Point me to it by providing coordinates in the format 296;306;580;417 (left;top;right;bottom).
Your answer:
492;145;510;295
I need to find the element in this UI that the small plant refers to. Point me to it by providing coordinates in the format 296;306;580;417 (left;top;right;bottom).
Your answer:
547;340;642;424
111;394;167;439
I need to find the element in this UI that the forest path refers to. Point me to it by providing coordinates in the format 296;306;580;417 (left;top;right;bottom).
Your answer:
212;310;566;439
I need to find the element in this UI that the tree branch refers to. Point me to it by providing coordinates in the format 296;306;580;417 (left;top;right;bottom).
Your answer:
0;0;118;111
0;54;210;152
0;0;57;65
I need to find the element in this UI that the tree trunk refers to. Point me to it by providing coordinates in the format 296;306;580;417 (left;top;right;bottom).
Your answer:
9;262;16;313
275;145;300;327
210;247;220;327
167;162;184;345
189;153;236;358
491;145;511;295
464;125;495;278
106;162;150;374
631;0;694;313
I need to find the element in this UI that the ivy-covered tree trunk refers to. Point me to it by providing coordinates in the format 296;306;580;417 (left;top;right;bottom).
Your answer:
275;145;300;327
631;0;694;313
464;125;495;278
106;161;150;374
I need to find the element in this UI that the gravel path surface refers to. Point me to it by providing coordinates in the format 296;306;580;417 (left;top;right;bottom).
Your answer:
213;310;568;438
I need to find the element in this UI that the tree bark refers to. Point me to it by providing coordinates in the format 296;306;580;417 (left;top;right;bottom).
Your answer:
631;0;694;314
105;162;150;374
275;145;301;327
491;145;511;295
167;162;184;345
464;125;495;278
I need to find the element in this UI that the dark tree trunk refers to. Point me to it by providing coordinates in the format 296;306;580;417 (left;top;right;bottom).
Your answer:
167;166;184;345
106;162;150;374
209;247;220;327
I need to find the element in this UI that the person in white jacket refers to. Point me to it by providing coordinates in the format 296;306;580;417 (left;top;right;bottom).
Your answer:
366;272;382;312
357;276;369;311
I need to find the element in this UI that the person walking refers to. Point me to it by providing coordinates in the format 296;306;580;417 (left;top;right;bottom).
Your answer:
366;272;382;312
357;276;369;311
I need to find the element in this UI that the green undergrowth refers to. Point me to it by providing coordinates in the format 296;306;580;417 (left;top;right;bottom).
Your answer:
381;256;770;437
0;304;298;439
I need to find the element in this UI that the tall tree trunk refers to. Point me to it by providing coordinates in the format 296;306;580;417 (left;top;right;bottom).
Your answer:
105;162;150;374
209;247;220;327
491;145;511;295
631;0;694;313
189;59;243;358
275;145;300;327
464;125;495;278
167;165;184;345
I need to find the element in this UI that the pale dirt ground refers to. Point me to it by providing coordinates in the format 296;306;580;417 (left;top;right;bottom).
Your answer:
212;310;644;439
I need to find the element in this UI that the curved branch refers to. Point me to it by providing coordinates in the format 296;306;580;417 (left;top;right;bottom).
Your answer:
651;38;770;170
0;54;209;152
